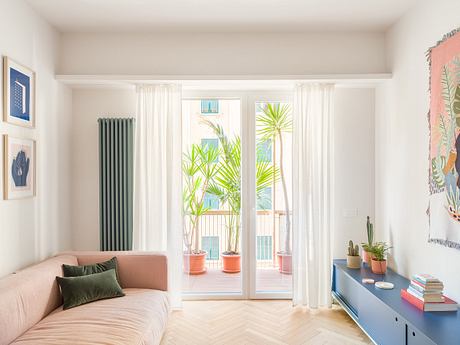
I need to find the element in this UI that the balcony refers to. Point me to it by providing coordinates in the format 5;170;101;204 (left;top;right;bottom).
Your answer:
183;210;292;295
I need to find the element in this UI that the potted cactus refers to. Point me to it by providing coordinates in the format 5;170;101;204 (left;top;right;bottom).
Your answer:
361;216;375;266
346;240;361;269
370;242;392;274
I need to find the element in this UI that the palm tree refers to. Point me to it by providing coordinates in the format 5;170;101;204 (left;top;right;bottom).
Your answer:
204;120;278;254
257;103;292;254
183;144;219;254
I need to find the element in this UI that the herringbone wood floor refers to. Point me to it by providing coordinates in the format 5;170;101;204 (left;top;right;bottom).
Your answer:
161;300;372;345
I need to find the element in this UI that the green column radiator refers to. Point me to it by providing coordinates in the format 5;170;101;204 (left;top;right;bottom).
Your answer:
98;118;134;251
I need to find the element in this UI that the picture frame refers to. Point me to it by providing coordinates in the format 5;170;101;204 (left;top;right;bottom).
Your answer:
3;135;36;200
3;57;35;128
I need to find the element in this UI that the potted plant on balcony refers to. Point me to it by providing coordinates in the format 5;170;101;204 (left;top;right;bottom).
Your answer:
182;144;219;274
361;216;375;266
370;242;392;274
257;103;293;274
204;120;277;273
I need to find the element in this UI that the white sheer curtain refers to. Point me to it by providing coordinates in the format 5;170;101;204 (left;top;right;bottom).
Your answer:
133;84;183;308
292;83;334;308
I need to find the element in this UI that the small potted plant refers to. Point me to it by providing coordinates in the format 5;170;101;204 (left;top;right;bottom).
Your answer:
370;242;392;274
361;216;374;266
346;240;361;269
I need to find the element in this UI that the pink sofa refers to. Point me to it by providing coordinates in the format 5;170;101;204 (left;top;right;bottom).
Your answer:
0;251;169;345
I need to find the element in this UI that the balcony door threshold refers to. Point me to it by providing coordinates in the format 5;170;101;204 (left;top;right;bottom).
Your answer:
182;292;292;301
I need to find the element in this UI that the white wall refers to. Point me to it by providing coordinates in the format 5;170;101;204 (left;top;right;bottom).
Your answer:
0;0;73;276
58;32;387;75
375;0;460;301
71;89;136;250
334;88;375;258
71;87;375;258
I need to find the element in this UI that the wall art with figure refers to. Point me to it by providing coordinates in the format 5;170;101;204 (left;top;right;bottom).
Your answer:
3;57;35;128
428;28;460;249
3;135;35;199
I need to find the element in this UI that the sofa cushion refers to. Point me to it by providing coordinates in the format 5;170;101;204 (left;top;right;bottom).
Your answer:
10;288;170;345
57;269;125;309
0;255;78;345
63;256;121;284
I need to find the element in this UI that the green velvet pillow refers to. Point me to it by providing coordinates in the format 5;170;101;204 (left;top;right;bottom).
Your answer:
63;257;121;284
56;269;125;310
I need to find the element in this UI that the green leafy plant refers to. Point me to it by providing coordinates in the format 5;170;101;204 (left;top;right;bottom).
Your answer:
203;120;279;254
431;156;446;188
361;216;375;252
441;66;457;141
370;242;392;261
183;144;219;254
257;103;293;254
348;240;359;256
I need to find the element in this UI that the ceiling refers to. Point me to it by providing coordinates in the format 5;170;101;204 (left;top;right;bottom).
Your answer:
25;0;417;33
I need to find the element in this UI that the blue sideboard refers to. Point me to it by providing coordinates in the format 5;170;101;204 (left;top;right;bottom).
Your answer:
332;259;460;345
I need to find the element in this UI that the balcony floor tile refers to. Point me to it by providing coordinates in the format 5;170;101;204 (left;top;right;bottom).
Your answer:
183;268;292;294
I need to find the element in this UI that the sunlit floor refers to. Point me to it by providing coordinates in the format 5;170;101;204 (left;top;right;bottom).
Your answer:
161;300;372;345
182;268;292;294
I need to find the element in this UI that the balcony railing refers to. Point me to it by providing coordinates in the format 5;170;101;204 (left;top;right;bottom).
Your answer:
184;210;290;270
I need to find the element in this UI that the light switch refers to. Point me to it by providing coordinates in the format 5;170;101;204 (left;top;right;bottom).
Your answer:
342;208;358;218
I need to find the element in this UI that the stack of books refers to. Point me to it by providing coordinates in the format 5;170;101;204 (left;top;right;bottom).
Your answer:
401;274;458;312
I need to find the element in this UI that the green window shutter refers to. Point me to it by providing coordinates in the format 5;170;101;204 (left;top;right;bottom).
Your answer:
202;236;219;260
257;187;272;210
257;139;272;163
203;193;219;210
257;236;273;260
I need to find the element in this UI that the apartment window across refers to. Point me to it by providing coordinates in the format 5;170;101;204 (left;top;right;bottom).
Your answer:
202;236;219;260
201;100;219;114
256;236;273;260
257;139;272;163
203;193;219;210
201;138;219;163
257;186;272;210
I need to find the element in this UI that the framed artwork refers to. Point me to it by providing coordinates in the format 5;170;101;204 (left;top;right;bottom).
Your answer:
3;135;35;199
3;57;35;128
428;28;460;249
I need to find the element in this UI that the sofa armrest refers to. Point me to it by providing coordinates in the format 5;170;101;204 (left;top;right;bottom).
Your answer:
58;251;168;291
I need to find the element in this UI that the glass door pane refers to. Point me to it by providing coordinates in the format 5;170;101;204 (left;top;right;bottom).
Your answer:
181;99;242;295
255;101;292;294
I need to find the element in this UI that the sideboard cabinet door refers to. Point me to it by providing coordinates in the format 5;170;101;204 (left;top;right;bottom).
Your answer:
359;291;406;345
406;325;437;345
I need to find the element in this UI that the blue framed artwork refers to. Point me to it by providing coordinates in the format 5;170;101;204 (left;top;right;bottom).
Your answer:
200;100;219;114
3;135;36;199
3;57;35;128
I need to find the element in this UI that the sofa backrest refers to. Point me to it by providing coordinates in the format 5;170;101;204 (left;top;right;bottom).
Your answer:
68;251;168;291
0;255;78;345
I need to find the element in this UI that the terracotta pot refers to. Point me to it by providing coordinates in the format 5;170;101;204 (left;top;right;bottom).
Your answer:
362;250;373;266
277;253;292;274
347;255;361;269
183;252;207;275
371;258;387;274
222;253;241;273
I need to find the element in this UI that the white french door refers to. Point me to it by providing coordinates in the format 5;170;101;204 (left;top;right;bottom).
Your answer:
182;90;292;300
